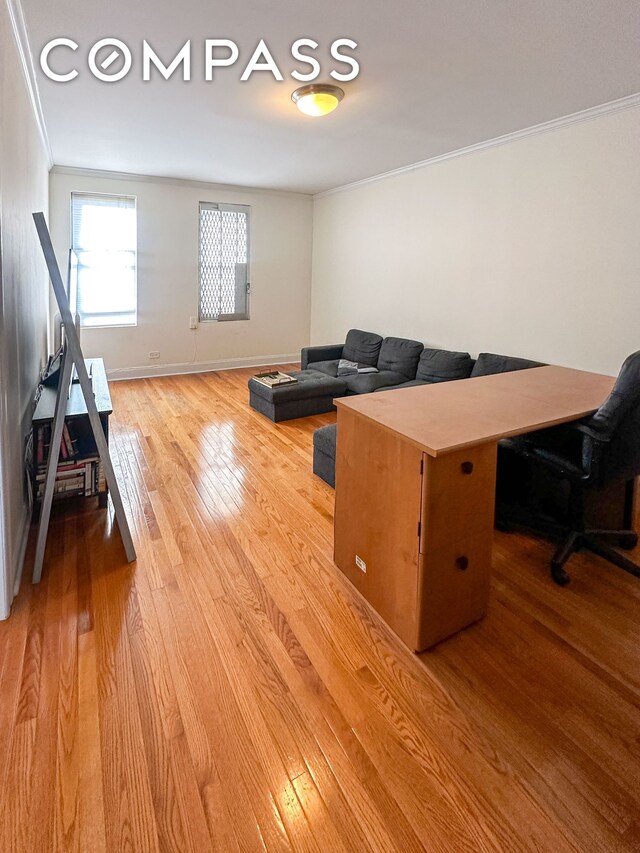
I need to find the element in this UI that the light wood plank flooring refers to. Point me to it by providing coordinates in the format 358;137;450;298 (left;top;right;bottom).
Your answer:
1;365;639;852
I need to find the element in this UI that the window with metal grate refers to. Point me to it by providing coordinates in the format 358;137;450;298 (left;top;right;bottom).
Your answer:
198;202;250;322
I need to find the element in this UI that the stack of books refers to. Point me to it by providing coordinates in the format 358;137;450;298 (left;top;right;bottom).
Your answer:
34;421;105;501
253;371;298;388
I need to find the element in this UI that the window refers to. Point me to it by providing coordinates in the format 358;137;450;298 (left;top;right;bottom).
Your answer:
199;202;250;321
71;192;137;327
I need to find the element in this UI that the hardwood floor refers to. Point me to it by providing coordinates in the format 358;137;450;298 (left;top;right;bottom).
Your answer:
1;365;639;852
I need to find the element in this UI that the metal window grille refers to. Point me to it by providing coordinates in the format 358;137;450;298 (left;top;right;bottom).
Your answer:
199;202;250;321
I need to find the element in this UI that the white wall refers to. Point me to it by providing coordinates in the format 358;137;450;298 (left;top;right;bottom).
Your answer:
0;1;50;617
49;170;313;378
311;106;640;377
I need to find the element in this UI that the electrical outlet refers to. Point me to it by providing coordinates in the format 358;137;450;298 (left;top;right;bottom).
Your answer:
355;555;367;573
189;316;198;329
149;351;160;359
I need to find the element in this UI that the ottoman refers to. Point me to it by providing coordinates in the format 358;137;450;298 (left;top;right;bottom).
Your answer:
248;370;346;422
313;424;337;487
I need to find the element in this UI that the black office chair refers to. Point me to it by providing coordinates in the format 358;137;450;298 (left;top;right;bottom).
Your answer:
499;350;640;586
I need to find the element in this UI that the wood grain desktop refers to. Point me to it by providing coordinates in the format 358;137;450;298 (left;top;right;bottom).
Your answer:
334;365;615;456
334;366;617;650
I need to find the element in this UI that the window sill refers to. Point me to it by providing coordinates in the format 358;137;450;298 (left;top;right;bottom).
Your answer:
81;322;138;330
198;317;251;324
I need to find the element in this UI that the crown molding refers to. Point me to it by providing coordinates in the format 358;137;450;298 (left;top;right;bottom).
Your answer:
50;165;313;199
5;0;53;167
7;0;638;202
314;92;640;200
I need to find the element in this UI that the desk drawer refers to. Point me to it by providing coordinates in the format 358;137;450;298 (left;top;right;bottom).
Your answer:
420;443;497;554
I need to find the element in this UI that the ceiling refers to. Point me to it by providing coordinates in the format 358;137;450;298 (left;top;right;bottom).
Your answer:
22;0;640;194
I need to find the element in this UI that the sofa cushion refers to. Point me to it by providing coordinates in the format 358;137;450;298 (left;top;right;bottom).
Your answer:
313;423;337;458
342;329;383;367
471;352;545;377
311;359;340;377
376;337;424;380
417;348;473;383
343;370;407;395
313;424;337;487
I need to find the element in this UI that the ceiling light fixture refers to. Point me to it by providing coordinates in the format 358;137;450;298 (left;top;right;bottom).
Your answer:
291;84;344;117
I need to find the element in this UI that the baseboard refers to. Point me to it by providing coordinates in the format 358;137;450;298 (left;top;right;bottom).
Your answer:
106;353;300;381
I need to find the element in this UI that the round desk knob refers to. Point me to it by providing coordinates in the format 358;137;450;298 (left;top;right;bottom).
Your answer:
456;556;469;571
461;461;474;475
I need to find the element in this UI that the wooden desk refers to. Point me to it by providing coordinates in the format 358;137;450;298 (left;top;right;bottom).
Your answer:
333;366;615;651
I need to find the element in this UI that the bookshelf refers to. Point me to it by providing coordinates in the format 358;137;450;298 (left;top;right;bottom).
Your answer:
32;357;112;515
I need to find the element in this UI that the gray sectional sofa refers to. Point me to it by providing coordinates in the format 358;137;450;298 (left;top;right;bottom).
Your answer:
247;327;545;484
301;329;543;392
301;328;545;487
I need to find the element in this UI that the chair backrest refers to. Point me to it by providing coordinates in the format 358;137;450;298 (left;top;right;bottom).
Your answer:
588;351;640;485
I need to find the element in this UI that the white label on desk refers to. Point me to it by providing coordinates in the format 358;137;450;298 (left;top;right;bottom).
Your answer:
355;555;367;573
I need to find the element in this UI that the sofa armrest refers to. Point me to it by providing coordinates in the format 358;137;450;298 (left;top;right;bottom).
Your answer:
301;344;344;370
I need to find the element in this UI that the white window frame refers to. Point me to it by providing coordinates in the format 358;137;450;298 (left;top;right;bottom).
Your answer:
70;191;138;328
198;201;251;322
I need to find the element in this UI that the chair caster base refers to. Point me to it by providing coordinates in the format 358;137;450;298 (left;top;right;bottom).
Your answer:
551;563;571;586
